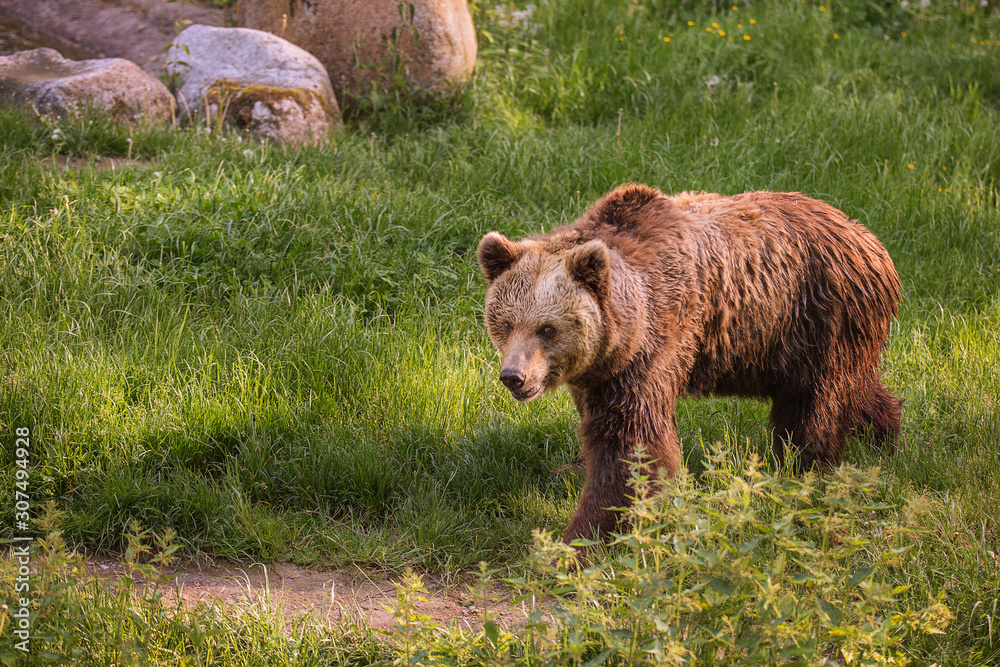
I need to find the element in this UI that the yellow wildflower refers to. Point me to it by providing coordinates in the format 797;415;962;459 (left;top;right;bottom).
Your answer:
744;34;751;40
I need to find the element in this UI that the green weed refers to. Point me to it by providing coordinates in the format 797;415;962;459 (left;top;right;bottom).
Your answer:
386;449;967;665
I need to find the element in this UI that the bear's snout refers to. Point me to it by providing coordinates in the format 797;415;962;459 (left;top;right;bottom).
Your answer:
499;368;525;391
498;364;544;401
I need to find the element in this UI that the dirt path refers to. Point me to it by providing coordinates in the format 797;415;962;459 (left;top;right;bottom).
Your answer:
89;556;527;632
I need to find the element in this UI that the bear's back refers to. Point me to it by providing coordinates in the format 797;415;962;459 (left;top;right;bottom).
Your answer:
555;184;901;399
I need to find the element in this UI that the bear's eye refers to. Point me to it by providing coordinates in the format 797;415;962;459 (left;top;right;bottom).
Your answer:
540;325;556;338
501;321;513;333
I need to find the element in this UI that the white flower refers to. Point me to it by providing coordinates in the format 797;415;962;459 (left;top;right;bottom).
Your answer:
711;137;720;147
512;3;535;22
51;128;64;141
706;75;721;89
497;3;538;31
243;149;254;158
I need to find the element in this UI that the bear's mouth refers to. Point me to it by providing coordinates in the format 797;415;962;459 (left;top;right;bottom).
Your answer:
511;384;543;402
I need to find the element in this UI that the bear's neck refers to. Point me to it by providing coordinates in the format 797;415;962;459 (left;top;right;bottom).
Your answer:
573;253;648;386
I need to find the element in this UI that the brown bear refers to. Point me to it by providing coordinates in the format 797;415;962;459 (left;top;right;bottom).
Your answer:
478;184;902;544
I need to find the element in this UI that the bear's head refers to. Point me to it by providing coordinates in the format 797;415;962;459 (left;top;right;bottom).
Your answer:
478;231;608;401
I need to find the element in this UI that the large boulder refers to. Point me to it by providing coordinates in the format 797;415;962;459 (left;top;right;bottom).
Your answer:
0;0;226;74
166;24;340;145
0;48;176;124
236;0;477;105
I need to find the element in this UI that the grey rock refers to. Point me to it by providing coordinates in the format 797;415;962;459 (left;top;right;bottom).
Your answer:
0;0;226;74
0;47;176;124
166;24;339;145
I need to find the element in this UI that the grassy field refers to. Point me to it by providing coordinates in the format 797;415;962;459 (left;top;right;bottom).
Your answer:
1;0;999;663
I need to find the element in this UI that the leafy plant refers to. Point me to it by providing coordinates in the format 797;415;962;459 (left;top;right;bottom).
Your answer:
385;446;955;665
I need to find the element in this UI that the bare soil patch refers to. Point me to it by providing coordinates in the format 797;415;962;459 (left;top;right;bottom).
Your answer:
88;556;527;632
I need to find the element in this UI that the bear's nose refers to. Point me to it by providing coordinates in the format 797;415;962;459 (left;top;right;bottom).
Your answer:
499;369;525;391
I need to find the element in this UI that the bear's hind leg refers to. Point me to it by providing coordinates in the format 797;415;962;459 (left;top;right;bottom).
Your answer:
769;383;852;473
853;378;902;455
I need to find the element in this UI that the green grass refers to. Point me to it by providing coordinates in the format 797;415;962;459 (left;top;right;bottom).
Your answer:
1;0;999;662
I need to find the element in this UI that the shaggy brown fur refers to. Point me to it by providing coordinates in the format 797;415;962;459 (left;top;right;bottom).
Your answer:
478;184;902;544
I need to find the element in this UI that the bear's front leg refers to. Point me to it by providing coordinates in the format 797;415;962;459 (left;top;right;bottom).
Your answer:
562;385;682;544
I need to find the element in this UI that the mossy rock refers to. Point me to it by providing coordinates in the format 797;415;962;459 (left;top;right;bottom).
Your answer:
166;25;341;145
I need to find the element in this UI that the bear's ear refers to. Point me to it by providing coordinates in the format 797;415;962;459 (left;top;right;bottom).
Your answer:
478;232;523;282
567;240;610;300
